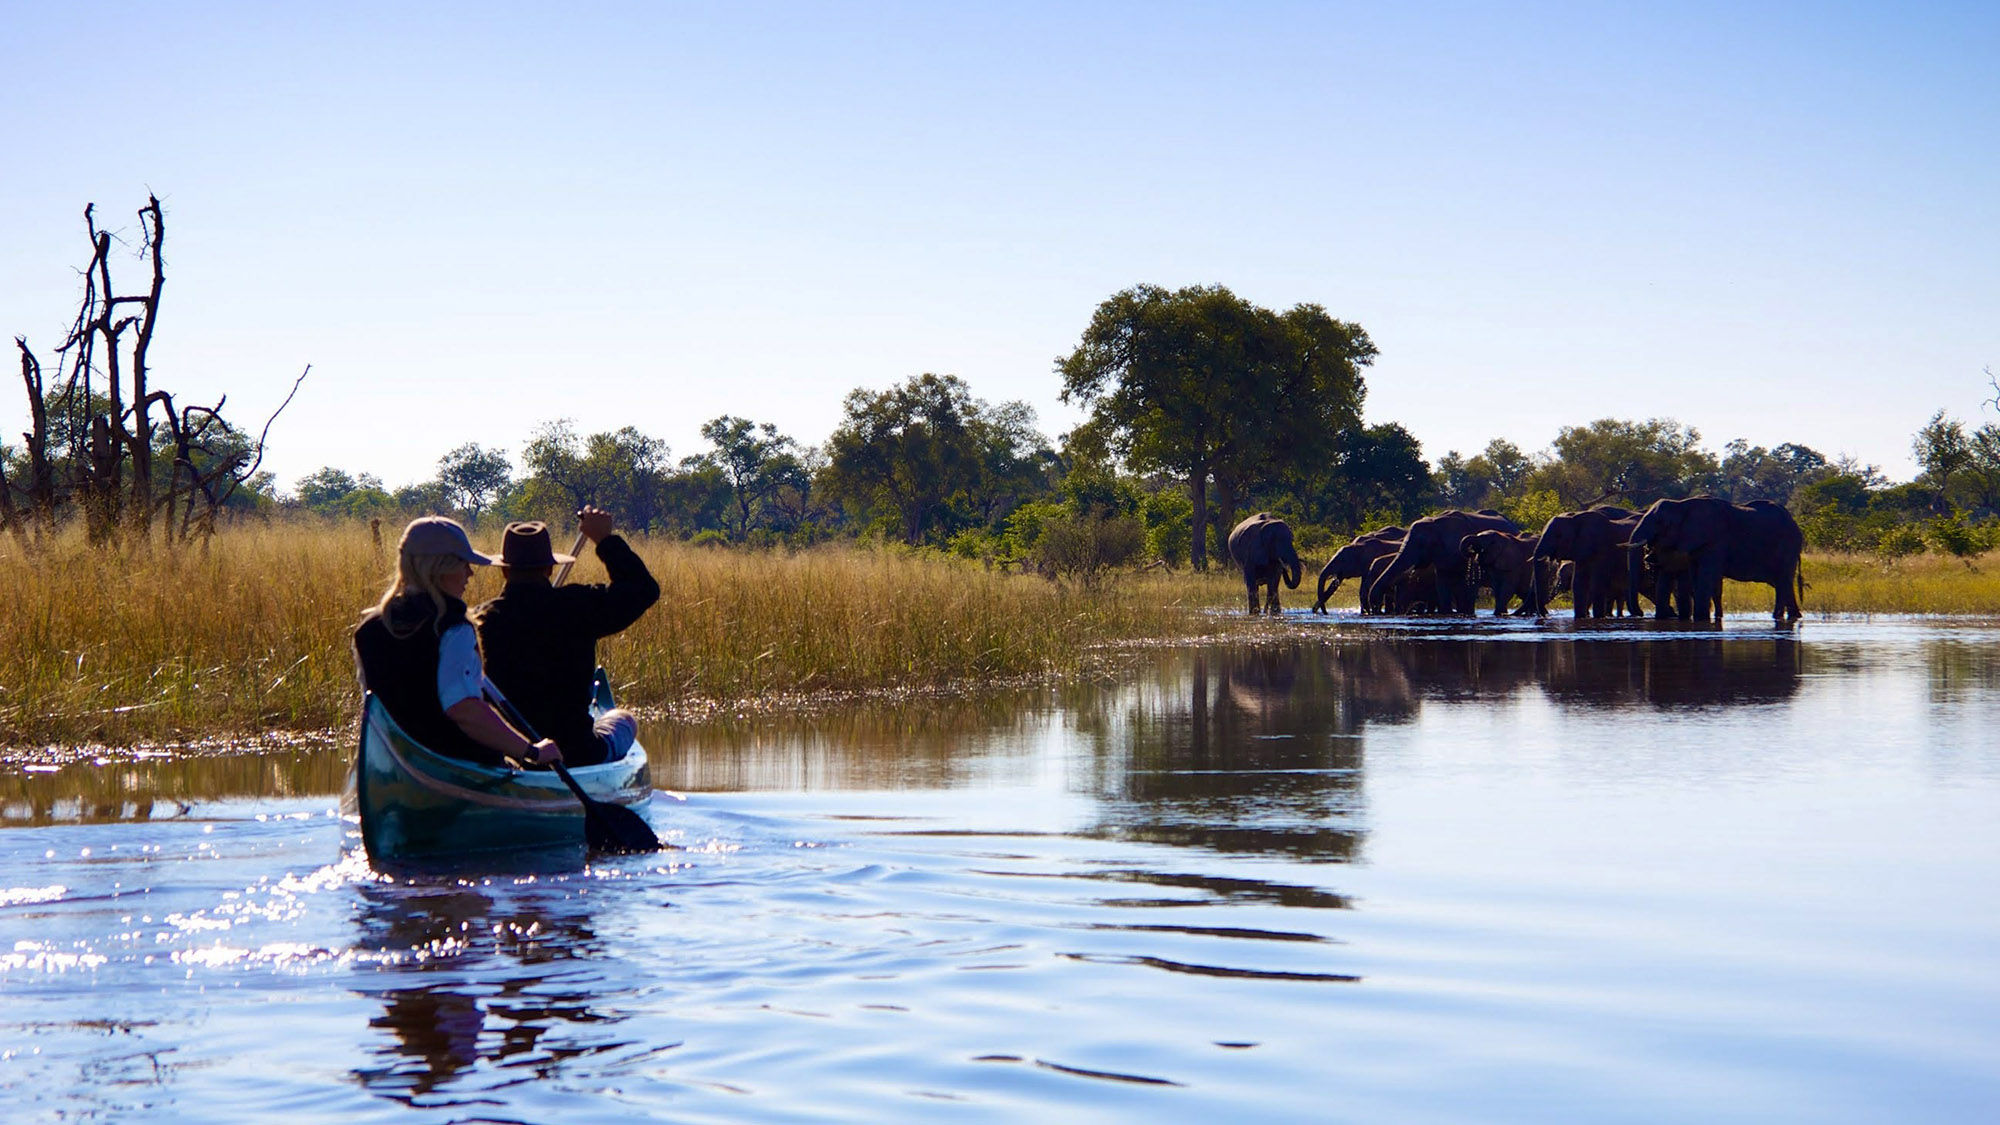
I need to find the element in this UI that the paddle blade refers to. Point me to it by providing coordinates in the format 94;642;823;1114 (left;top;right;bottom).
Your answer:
582;799;662;854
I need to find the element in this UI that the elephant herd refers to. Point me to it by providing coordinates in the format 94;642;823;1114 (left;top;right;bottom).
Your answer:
1228;498;1805;623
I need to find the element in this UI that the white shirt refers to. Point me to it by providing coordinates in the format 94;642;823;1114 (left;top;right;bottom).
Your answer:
436;623;503;712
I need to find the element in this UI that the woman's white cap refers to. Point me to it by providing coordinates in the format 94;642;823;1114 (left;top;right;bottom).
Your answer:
398;516;497;564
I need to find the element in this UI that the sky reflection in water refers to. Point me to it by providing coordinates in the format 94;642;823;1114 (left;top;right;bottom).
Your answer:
2;617;1997;1122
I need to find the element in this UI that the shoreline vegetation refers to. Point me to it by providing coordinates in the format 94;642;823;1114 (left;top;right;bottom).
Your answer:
4;523;2000;749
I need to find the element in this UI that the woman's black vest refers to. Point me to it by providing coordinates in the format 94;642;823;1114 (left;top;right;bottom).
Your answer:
352;595;499;765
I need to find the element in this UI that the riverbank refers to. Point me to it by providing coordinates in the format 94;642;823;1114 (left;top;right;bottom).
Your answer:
2;525;1996;747
0;526;1230;747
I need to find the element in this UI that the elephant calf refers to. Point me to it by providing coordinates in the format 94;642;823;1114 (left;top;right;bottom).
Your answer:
1363;554;1436;614
1462;530;1542;617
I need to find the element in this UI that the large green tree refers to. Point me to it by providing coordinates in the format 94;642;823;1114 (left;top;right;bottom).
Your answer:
1525;418;1716;508
435;443;512;518
1057;284;1373;569
822;373;1048;545
1913;410;1974;515
696;415;804;540
1434;439;1531;510
517;420;674;530
1714;440;1831;505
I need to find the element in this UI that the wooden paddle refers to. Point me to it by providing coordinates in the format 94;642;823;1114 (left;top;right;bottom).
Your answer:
492;690;662;854
553;531;586;586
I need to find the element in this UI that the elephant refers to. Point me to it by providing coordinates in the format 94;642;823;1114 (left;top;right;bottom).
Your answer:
1461;530;1543;616
1364;554;1435;614
1227;513;1304;614
1626;497;1803;623
1550;560;1575;599
1372;510;1520;615
1313;525;1405;613
1628;545;1692;621
1532;506;1641;620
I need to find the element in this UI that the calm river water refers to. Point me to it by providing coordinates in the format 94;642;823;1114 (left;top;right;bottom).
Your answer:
3;616;1998;1123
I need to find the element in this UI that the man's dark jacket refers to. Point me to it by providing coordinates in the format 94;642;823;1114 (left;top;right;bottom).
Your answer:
475;534;659;760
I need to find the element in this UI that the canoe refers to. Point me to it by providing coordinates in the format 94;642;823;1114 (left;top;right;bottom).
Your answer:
354;669;653;863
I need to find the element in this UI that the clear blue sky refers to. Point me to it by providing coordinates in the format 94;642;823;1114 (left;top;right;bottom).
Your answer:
3;1;1994;490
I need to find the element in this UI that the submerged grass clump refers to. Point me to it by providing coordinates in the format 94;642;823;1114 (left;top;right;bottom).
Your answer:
0;525;1229;747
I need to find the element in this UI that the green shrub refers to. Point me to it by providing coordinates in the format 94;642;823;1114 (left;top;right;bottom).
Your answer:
947;528;1001;561
1877;523;1926;557
1141;490;1193;568
1800;509;1875;553
1001;499;1064;558
1035;513;1145;585
1501;489;1565;533
1923;513;1983;558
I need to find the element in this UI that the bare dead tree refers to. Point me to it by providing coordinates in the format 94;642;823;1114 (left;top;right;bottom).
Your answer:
48;197;168;542
9;195;307;548
158;365;311;542
1;339;60;548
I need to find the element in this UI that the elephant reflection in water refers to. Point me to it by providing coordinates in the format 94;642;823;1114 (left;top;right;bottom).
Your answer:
1080;633;1804;872
1365;635;1803;708
1540;638;1803;707
350;881;629;1104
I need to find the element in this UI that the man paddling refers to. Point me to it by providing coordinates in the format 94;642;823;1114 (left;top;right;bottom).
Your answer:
475;506;660;766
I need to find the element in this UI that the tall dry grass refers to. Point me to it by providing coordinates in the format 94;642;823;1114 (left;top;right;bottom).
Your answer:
1725;551;2000;616
12;525;1985;747
0;524;1231;747
0;525;386;747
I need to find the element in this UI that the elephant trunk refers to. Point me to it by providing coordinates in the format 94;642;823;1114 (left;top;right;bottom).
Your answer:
1530;544;1556;616
1315;559;1339;610
1283;546;1302;590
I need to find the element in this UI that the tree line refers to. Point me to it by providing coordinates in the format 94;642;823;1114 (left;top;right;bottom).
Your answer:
6;208;1995;567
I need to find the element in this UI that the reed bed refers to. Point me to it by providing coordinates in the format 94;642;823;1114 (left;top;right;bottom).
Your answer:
8;525;1991;748
1727;551;2000;616
0;525;1230;747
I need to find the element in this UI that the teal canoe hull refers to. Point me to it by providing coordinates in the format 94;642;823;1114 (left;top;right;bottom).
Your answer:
355;671;652;864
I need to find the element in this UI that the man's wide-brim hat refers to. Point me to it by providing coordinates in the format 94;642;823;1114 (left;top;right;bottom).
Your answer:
501;521;576;568
400;516;497;564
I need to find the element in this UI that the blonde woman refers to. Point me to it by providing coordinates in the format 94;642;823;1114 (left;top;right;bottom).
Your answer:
352;516;563;769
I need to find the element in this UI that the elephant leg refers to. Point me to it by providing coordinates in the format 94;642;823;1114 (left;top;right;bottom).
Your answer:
1775;562;1802;622
1242;574;1258;614
1693;559;1723;623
